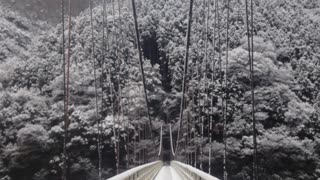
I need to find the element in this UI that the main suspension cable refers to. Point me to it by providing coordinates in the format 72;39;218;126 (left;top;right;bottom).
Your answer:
175;0;194;155
131;0;155;146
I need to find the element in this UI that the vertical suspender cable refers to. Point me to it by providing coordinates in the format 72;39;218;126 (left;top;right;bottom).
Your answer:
133;123;136;166
200;113;204;170
208;0;217;175
224;0;230;179
110;83;119;174
203;0;211;172
137;111;139;165
127;99;132;166
169;123;176;156
216;0;226;178
111;0;120;174
217;0;221;86
125;132;129;169
245;0;257;178
112;0;116;47
193;17;200;165
175;0;194;155
66;0;72;129
116;0;122;100
117;0;129;169
61;0;65;120
187;109;190;164
101;0;107;118
200;0;208;171
211;0;217;83
143;122;146;163
158;124;163;156
118;0;122;47
196;62;200;167
200;0;205;171
216;0;223;159
250;0;257;179
101;2;105;119
131;0;155;146
62;0;72;179
89;1;102;179
61;0;67;179
192;93;196;167
117;77;121;171
100;2;109;175
119;85;128;169
138;110;142;165
210;0;218;175
188;65;194;166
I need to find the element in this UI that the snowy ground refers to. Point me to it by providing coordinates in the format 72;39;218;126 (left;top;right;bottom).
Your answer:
154;165;182;180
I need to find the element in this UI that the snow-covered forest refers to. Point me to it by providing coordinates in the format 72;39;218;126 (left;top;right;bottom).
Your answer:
0;0;320;179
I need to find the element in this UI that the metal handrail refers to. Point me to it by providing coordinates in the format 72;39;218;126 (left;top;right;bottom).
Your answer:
171;161;220;180
107;161;163;180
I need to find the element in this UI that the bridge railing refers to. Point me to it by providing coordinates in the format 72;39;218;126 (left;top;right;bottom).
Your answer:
107;161;162;180
171;161;220;180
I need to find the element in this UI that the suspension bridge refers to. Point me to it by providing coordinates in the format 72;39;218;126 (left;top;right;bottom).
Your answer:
107;124;220;180
60;0;257;179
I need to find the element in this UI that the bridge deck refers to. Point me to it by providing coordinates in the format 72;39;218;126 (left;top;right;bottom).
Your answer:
107;161;219;180
154;165;182;180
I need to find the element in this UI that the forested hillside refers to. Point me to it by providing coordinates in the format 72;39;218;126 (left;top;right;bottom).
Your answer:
0;0;98;24
0;0;320;179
